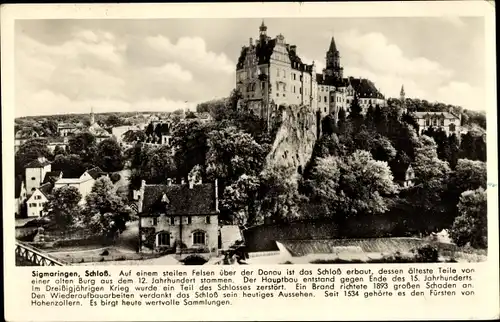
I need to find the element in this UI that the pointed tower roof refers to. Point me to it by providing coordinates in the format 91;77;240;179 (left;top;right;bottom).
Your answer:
328;36;337;52
400;85;405;96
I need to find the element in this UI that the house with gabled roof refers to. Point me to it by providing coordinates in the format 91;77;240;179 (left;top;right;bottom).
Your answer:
53;167;104;204
136;175;220;259
26;182;53;217
413;111;461;136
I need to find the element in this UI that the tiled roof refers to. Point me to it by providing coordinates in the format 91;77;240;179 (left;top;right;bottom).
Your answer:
39;182;53;198
86;167;104;180
43;171;63;184
316;73;349;87
347;77;385;99
15;175;23;198
413;112;459;120
140;182;218;216
25;159;51;168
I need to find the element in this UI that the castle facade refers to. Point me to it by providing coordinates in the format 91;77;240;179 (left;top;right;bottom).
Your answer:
235;22;386;129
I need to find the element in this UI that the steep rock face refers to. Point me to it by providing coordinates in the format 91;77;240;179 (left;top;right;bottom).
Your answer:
264;105;318;175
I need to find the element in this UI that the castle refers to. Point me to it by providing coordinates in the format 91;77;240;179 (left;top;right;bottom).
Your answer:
235;21;386;130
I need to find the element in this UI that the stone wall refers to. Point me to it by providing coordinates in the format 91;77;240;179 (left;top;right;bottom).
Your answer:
264;104;318;175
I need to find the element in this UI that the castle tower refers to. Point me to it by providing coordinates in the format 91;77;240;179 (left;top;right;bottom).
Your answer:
90;106;95;125
259;20;267;43
325;36;343;80
400;85;407;113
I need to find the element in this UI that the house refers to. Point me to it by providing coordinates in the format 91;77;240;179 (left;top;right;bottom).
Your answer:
25;157;52;196
15;175;27;217
26;183;52;217
137;176;220;259
393;163;415;188
413;111;461;136
57;123;82;137
53;167;104;204
402;165;415;188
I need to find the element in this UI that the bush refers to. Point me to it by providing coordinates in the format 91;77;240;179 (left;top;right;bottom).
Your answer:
110;173;121;184
413;245;439;262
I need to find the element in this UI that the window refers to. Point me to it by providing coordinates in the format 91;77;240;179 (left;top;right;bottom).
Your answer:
293;86;296;93
35;195;40;200
193;231;206;245
31;177;36;180
324;96;327;103
449;123;456;132
187;217;192;225
425;118;430;126
283;70;286;78
293;73;296;80
205;216;211;224
283;84;287;92
441;118;445;126
31;188;36;192
152;217;158;226
157;232;170;246
170;217;175;225
299;88;302;94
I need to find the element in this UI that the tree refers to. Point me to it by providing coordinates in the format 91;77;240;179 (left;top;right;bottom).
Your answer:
321;114;336;136
413;135;451;183
336;108;347;133
43;186;82;230
452;159;487;193
258;166;304;224
130;145;177;189
449;188;487;248
95;138;125;172
348;94;364;129
52;154;86;178
53;145;66;157
68;132;97;165
122;129;146;143
308;150;398;219
221;174;260;225
172;121;209;179
83;177;132;240
105;114;124;128
41;120;59;136
15;138;52;175
206;126;268;185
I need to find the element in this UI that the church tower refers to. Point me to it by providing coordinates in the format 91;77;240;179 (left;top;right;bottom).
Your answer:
325;36;343;80
259;20;268;43
400;85;407;113
90;106;95;125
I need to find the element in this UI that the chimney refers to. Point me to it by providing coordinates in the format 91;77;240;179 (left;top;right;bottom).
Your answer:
167;178;172;186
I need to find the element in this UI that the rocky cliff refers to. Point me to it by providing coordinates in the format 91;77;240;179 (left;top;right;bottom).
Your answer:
264;105;318;176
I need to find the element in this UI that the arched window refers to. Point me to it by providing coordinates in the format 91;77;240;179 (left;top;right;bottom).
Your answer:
156;232;170;247
449;123;456;132
192;231;206;245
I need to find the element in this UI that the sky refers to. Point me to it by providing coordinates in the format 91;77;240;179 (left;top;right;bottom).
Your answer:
14;17;485;117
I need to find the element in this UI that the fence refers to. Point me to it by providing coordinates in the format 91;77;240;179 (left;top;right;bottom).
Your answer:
15;242;66;266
